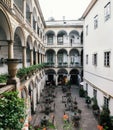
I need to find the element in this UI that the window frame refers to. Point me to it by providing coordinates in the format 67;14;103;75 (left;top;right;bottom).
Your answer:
86;25;88;36
93;53;97;66
104;51;110;67
94;15;98;29
104;2;111;21
86;54;88;64
104;96;109;108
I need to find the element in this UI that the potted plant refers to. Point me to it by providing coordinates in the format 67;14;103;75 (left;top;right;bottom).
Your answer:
79;87;85;97
99;106;112;130
85;96;91;108
92;98;100;118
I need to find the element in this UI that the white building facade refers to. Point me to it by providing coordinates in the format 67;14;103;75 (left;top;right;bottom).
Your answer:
44;20;83;86
83;0;113;115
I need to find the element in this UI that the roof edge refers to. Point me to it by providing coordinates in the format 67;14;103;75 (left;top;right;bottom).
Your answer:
82;0;97;19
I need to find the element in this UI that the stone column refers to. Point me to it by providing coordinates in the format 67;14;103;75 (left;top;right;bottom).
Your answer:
55;54;57;67
22;46;27;67
35;51;38;64
30;12;33;27
30;49;33;65
67;55;69;67
56;75;58;86
8;40;14;59
40;53;42;64
54;36;57;45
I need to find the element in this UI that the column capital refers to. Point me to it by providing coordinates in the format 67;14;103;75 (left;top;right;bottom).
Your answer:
8;40;14;44
22;46;26;49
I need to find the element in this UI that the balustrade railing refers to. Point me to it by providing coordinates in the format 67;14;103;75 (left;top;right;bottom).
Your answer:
1;0;11;8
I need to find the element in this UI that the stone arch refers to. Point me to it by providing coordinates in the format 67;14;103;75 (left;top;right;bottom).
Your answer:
14;27;25;64
45;30;55;44
69;48;80;65
45;69;56;85
69;30;80;45
57;68;68;85
69;69;80;85
14;26;25;46
57;49;68;65
57;30;67;44
0;7;13;63
45;49;56;63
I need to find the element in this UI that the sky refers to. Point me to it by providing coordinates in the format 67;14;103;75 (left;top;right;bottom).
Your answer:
39;0;92;20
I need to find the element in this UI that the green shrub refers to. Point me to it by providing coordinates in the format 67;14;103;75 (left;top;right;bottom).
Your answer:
0;74;8;83
0;91;26;130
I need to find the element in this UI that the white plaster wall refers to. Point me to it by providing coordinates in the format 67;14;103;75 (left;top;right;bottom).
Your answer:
84;0;113;115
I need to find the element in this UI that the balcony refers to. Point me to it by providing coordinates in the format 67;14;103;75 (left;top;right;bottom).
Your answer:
58;62;68;68
45;62;55;68
70;62;81;67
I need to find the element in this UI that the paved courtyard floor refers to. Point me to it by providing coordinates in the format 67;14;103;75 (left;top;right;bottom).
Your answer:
31;85;98;130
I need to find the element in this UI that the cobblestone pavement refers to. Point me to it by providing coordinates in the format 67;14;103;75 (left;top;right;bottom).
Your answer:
31;85;98;130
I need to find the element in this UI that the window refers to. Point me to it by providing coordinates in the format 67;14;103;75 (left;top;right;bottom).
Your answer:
86;54;88;64
104;2;111;21
93;53;97;65
86;25;88;36
47;35;53;44
57;37;63;44
93;89;97;98
94;15;98;29
104;96;109;108
104;51;110;67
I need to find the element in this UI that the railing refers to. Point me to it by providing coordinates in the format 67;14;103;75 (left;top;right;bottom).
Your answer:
45;63;55;68
58;63;68;67
1;0;11;8
13;3;24;21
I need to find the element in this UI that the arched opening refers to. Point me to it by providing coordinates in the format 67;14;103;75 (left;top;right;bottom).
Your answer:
70;69;79;85
57;69;68;85
69;30;80;46
26;36;32;66
69;49;80;66
14;27;25;68
45;69;56;85
45;30;55;44
45;49;55;64
57;30;67;44
57;49;68;66
0;10;12;73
